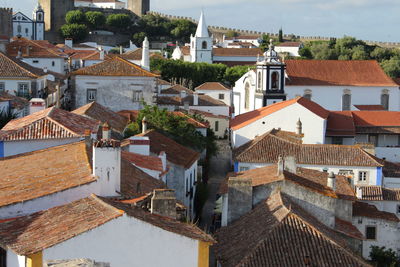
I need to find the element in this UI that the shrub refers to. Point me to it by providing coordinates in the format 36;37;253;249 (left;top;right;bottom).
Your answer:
85;11;106;29
60;24;88;42
65;10;86;24
106;14;131;30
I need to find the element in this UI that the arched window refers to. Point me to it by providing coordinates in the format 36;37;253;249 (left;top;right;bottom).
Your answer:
257;71;262;92
271;71;279;90
303;89;312;100
381;89;389;110
202;41;207;49
38;13;42;21
17;25;21;33
342;89;351;111
244;82;250;110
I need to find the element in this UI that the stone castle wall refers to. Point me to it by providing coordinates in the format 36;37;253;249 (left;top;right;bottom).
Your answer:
0;8;13;38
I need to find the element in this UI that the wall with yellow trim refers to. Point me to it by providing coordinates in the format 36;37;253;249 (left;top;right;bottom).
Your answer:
198;241;210;267
26;251;43;267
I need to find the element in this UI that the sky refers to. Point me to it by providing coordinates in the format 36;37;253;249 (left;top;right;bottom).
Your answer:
2;0;400;42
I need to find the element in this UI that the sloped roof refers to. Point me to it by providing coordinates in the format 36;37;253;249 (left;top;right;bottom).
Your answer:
7;38;67;58
73;102;128;133
195;11;209;38
214;190;371;267
354;105;385;111
120;48;142;61
1;107;99;141
213;48;263;57
230;97;329;130
134;130;200;169
233;130;382;167
383;160;400;178
122;151;163;172
0;142;95;208
71;57;157;77
285;60;397;87
353;201;399;222
0;52;47;78
160;84;193;95
183;94;227;106
219;164;355;201
0;195;123;255
356;186;400;201
195;82;231;91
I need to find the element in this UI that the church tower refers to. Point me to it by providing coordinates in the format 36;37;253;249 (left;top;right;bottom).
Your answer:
33;3;45;40
127;0;150;17
256;39;286;106
190;11;212;64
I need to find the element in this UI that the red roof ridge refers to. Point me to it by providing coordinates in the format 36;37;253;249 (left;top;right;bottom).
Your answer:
90;194;125;215
115;56;157;77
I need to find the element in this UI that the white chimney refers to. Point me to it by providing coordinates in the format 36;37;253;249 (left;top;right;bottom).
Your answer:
43;67;48;73
120;46;123;55
141;36;150;71
99;49;105;61
284;156;297;174
65;38;73;48
159;151;167;171
193;93;199;106
142;116;148;133
129;136;150;156
277;155;284;176
93;140;121;197
327;172;336;191
29;98;46;114
180;90;187;98
102;122;111;140
356;187;363;199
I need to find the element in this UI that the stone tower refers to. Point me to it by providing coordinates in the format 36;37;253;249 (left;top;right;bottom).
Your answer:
127;0;150;16
38;0;74;32
0;8;13;38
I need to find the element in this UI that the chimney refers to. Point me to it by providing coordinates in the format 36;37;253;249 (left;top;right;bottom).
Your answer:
159;151;167;171
296;118;302;135
227;177;252;225
119;46;123;55
142;116;148;133
150;189;177;219
284;156;297;174
17;48;22;59
277;155;284;176
43;67;48;73
183;101;189;111
180;90;187;98
356;187;363;199
141;36;150;71
65;38;73;48
102;122;111;140
193;93;199;106
327;172;336;191
99;48;105;60
26;46;30;57
129;136;150;156
29;98;45;114
93;140;121;197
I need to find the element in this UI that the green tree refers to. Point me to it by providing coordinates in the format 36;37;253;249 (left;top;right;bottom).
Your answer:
369;246;399;267
299;47;313;59
259;34;271;51
85;11;106;29
371;46;394;62
278;28;283;42
225;30;239;38
352;45;368;60
132;32;147;46
60;24;88;42
310;42;338;60
381;57;400;78
108;47;123;54
224;65;250;86
170;19;197;42
106;14;131;31
65;10;86;24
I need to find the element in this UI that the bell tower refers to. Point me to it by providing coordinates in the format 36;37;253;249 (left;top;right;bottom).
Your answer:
190;11;212;64
256;40;286;106
127;0;150;17
33;3;45;40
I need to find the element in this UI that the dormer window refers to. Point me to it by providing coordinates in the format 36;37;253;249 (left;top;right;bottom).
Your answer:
271;71;279;90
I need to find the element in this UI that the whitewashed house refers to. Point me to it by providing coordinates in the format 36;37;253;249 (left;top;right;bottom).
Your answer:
195;82;232;106
189;109;229;139
233;41;399;114
0;192;214;267
71;56;158;111
74;0;125;9
274;42;303;57
12;4;44;40
222;35;261;47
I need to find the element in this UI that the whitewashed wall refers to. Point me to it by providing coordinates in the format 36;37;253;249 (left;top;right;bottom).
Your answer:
376;147;400;163
196;89;232;106
22;58;65;74
185;105;230;117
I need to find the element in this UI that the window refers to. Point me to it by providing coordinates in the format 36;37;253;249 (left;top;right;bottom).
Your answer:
244;82;250;110
87;89;97;102
133;90;143;102
381;90;389;110
25;28;28;35
38;13;42;21
52;61;55;67
239;166;249;172
32;60;39;63
358;171;368;182
17;25;21;33
342;90;351;111
219;93;224;100
257;71;262;91
215;121;219;132
365;226;376;240
271;71;279;90
0;82;4;92
397;204;400;214
202;41;207;49
17;83;29;98
303;89;312;100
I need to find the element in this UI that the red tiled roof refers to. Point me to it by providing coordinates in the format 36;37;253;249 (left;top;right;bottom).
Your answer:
0;52;47;78
213;48;263;57
0;195;123;255
326;111;355;136
230;97;329;130
356;186;400;201
334;217;364;240
160;84;193;95
71;57;158;77
73;102;128;133
214;190;371;267
233;130;382;167
122;151;163;172
383;160;400;178
286;60;397;87
135;130;200;169
195;82;231;91
7;38;67;58
354;105;385;111
353;201;399;222
0;142;95;208
157;94;227;107
188;109;230;119
1;107;99;141
120;48;142;61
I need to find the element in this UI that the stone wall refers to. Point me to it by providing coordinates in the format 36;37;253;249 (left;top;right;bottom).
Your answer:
0;8;13;38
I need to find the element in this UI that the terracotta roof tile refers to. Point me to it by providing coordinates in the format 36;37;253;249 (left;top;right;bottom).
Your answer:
356;186;400;201
1;107;99;141
230;97;329;130
326;111;355;136
0;142;95;208
188;109;230;119
334;217;364;240
354;105;385;111
71;57;157;77
73;102;128;133
122;151;163;172
0;52;46;78
214;190;371;267
0;195;123;255
134;130;200;169
120;48;142;60
383;160;400;178
233;130;381;167
195;82;231;91
160;84;193;95
353;201;399;222
213;48;263;57
286;60;397;87
183;94;227;106
7;38;67;58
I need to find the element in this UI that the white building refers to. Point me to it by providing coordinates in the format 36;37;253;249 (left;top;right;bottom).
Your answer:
12;4;44;41
274;41;303;57
195;82;232;106
74;0;125;9
189;11;212;64
71;56;157;111
233;41;399;114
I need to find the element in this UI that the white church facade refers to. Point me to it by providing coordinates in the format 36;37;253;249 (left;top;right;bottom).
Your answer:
12;4;45;41
233;40;399;115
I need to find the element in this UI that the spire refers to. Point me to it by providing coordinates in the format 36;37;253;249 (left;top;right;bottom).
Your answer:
195;11;209;38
